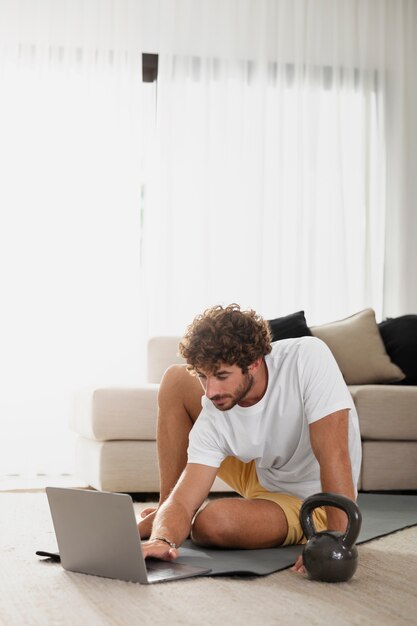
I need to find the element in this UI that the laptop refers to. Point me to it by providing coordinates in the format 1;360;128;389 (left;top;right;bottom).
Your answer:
42;487;211;584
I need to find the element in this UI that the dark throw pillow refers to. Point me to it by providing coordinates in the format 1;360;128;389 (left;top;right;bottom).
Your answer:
268;311;312;342
378;315;417;385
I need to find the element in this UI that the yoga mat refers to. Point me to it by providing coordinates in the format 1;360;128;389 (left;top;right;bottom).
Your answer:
175;493;417;576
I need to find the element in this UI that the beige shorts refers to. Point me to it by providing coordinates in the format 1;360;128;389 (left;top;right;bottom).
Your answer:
217;456;327;546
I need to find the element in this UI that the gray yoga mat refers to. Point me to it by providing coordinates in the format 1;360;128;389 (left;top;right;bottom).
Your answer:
175;493;417;576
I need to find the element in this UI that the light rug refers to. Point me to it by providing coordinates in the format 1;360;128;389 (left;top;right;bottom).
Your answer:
1;493;417;626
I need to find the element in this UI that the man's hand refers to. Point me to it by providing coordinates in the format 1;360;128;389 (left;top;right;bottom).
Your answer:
141;539;179;561
138;463;217;561
291;554;306;575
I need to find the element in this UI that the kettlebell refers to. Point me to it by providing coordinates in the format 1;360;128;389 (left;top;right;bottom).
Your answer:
299;492;362;583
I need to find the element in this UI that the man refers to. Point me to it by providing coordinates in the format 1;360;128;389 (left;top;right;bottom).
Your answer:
139;304;361;574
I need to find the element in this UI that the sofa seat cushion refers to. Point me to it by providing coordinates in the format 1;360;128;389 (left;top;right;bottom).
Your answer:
75;438;232;493
72;386;159;441
361;441;417;490
350;385;417;440
75;438;161;492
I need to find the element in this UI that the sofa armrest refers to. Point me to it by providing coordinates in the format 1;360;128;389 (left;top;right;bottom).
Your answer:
71;385;159;442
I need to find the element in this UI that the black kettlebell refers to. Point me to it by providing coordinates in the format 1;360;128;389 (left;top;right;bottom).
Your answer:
299;492;362;583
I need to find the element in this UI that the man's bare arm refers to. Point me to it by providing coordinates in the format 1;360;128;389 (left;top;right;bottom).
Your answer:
141;463;218;560
292;409;355;575
309;408;356;532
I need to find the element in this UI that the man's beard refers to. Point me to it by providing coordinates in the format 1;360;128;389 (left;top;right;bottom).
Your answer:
209;372;254;411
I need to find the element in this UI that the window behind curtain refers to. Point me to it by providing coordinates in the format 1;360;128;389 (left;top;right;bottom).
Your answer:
142;56;385;335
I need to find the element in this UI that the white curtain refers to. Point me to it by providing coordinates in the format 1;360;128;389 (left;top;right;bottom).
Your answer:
0;0;416;478
142;0;417;335
0;0;148;477
382;1;417;317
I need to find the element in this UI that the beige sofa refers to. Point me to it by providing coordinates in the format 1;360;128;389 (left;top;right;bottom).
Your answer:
72;332;417;494
72;336;233;493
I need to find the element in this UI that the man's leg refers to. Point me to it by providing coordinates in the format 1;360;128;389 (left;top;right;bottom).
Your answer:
156;364;203;503
191;498;289;549
138;364;204;538
190;458;328;548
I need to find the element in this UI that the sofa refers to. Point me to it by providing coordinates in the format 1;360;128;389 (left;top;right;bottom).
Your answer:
71;309;417;493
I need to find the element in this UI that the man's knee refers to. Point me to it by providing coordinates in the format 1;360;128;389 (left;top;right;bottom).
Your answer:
191;498;290;548
159;364;203;423
191;501;234;547
159;364;189;393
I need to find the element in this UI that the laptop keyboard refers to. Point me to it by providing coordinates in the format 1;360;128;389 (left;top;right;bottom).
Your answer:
146;559;208;580
147;562;168;571
146;560;181;574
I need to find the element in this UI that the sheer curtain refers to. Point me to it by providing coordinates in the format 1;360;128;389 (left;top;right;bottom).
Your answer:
0;1;148;477
0;0;416;479
142;0;417;336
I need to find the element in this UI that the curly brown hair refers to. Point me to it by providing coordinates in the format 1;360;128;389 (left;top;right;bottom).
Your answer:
178;304;272;374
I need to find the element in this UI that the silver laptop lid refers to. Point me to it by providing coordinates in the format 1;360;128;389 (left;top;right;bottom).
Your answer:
45;487;211;584
46;487;148;583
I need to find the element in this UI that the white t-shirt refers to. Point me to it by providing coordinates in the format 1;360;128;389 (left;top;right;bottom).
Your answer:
187;337;361;500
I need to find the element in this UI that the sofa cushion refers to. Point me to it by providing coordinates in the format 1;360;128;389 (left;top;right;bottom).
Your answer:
72;386;159;441
75;438;233;492
350;385;417;440
361;441;417;491
311;309;405;385
268;311;312;342
378;315;417;385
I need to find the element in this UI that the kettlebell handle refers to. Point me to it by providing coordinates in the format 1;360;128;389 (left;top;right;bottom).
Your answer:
300;492;362;549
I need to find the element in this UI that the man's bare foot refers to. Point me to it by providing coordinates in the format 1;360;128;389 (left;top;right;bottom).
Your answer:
137;507;157;539
291;555;306;575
